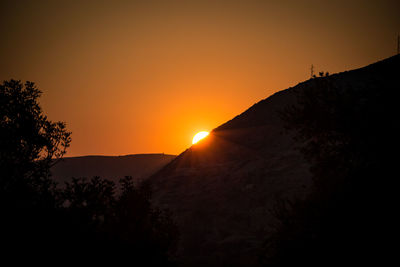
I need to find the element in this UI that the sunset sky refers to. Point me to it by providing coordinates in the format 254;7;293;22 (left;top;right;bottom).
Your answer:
1;0;399;157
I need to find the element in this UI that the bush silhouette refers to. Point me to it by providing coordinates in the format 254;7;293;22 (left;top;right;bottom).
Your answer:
60;176;179;264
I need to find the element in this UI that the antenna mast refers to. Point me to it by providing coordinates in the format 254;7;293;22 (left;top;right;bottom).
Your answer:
310;64;314;78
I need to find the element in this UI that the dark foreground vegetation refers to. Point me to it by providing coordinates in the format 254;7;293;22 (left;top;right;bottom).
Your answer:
0;80;178;264
261;56;399;266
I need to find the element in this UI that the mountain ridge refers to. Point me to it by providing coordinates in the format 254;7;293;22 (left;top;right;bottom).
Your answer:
51;153;176;185
149;55;399;266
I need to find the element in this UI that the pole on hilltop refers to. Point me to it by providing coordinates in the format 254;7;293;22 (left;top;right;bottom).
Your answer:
310;64;314;78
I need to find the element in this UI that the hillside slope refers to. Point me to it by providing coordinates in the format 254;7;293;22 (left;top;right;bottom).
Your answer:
150;55;399;266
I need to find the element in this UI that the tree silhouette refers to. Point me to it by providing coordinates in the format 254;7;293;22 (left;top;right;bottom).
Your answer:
0;79;71;216
1;80;72;256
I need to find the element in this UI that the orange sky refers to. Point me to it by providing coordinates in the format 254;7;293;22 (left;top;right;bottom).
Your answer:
1;0;399;156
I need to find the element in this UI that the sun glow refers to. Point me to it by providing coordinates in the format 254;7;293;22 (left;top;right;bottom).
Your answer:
192;131;209;144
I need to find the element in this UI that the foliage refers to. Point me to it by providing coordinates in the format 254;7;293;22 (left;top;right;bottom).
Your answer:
0;80;71;202
60;176;179;264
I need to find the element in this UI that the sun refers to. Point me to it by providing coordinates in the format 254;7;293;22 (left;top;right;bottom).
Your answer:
192;131;209;144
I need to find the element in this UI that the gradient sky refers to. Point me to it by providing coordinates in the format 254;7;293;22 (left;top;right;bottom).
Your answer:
1;0;399;156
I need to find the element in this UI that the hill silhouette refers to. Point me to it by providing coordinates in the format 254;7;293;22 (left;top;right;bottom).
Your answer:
149;55;400;266
51;153;176;186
